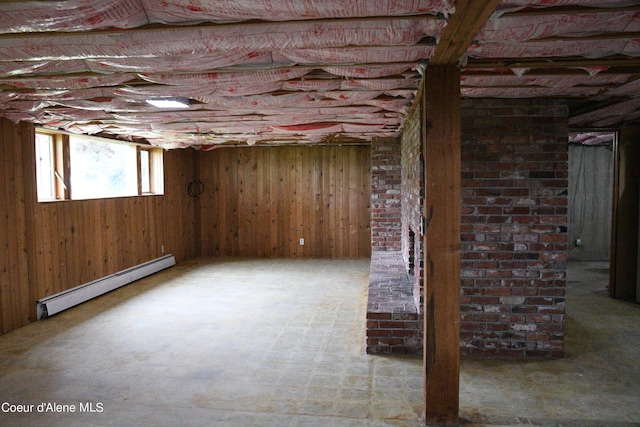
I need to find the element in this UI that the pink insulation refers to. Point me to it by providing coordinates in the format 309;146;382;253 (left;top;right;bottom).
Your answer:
569;97;640;126
461;86;601;97
0;60;90;78
0;17;444;61
477;10;639;42
469;39;639;60
471;2;640;61
0;74;136;90
85;52;287;74
496;0;640;15
0;0;147;33
0;0;638;146
606;78;640;97
0;12;440;145
569;132;615;145
141;0;454;24
461;0;640;126
0;0;453;33
138;69;313;87
461;74;631;88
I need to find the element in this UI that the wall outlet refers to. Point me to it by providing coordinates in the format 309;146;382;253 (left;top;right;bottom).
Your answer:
299;238;304;246
575;238;582;246
161;245;165;253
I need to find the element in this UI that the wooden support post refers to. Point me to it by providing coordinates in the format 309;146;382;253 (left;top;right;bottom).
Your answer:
422;65;461;425
610;125;640;301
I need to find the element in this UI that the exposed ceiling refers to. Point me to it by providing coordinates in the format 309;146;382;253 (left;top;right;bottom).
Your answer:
0;0;639;149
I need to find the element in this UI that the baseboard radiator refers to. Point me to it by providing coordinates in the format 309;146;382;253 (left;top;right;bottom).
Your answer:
37;254;176;320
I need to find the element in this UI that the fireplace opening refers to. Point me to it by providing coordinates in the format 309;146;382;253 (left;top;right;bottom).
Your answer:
408;229;415;276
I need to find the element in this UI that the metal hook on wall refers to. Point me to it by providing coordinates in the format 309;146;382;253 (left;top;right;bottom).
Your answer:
187;179;204;198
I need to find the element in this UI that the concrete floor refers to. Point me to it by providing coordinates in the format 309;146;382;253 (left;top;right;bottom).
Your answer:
0;258;638;426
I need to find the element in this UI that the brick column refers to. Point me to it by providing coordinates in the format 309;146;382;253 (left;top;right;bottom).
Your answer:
371;137;402;251
460;98;568;358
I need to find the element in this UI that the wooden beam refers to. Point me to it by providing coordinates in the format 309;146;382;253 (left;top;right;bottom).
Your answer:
422;65;461;425
430;0;501;65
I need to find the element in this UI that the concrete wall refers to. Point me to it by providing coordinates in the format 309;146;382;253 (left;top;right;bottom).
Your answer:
568;144;613;261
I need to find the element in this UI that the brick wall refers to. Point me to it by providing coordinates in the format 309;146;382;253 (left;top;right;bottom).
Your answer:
368;137;421;354
371;137;402;251
366;252;421;354
460;98;568;358
401;105;425;310
368;99;568;357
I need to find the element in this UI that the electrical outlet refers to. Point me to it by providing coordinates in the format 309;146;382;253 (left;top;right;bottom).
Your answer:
299;238;304;246
575;239;582;246
161;245;165;253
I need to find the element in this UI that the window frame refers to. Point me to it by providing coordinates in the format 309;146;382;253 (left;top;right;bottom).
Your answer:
35;129;164;202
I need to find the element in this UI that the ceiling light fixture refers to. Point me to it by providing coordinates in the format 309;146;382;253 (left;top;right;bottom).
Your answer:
145;98;191;109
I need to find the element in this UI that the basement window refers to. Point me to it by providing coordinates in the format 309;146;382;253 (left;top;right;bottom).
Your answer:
35;132;57;201
35;130;163;201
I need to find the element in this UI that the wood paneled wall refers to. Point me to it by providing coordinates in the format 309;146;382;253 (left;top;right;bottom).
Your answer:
1;120;372;334
198;145;371;258
1;120;32;333
0;118;196;334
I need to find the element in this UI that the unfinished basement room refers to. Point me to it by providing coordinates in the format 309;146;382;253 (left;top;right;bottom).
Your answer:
1;1;639;426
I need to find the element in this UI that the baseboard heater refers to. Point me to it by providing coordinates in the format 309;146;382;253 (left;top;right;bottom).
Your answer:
37;254;175;320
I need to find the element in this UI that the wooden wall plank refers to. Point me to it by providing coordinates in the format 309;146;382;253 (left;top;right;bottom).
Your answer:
0;121;5;332
21;122;41;321
287;148;297;256
55;202;69;294
74;200;86;282
103;199;118;274
327;147;337;256
7;119;23;330
14;124;31;326
321;146;332;257
1;121;32;330
312;147;324;257
229;149;240;255
295;149;304;256
259;148;272;257
359;147;372;257
271;150;281;256
340;147;349;256
1;119;13;333
302;147;315;257
2;119;17;332
237;149;248;256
